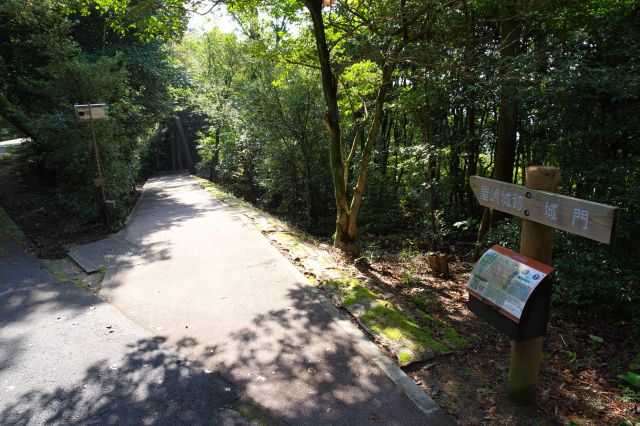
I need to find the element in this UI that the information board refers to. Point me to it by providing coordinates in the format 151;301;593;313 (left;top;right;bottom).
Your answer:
467;245;554;323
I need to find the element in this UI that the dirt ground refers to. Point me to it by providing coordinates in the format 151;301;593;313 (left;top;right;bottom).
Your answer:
348;236;640;426
2;151;638;425
0;151;139;258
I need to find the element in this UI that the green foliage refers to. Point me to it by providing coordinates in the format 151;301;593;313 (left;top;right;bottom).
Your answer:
618;372;640;388
0;1;180;219
68;0;188;41
486;215;640;316
0;116;21;140
5;0;632;315
179;0;640;314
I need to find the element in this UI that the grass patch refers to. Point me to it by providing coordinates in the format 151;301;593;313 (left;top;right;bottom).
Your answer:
324;277;453;365
361;302;450;354
419;312;470;348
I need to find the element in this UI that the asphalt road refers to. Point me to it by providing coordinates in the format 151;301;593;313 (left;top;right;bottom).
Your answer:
102;173;453;425
0;138;25;157
0;231;253;424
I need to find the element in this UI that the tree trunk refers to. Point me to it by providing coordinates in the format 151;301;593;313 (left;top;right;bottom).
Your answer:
466;105;479;216
304;0;351;250
302;148;320;228
490;1;520;228
346;63;395;244
209;127;220;182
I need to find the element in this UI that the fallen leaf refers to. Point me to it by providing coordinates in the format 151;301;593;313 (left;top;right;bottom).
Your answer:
589;334;604;344
475;388;488;405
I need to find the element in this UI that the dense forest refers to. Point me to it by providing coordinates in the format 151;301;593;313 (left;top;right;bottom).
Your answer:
1;0;639;358
1;0;639;423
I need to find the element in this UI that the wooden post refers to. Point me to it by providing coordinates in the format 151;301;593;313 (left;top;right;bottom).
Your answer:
507;165;559;405
427;252;449;276
88;106;109;228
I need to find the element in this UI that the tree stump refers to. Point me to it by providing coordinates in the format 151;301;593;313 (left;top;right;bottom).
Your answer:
427;252;449;276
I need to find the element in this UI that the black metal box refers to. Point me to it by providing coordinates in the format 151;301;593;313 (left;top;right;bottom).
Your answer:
468;276;553;341
466;245;554;341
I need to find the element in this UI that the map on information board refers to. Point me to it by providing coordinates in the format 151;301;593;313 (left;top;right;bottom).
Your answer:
467;245;554;323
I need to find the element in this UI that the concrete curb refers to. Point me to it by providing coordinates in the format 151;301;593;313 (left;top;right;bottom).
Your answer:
123;183;147;227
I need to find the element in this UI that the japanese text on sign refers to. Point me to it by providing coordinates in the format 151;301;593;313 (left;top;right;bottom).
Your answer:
470;176;617;244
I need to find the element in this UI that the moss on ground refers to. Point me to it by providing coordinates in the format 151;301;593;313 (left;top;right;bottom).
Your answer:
361;302;450;356
0;204;24;239
41;258;104;294
324;278;362;295
193;177;246;206
342;286;378;307
419;312;470;348
324;278;454;365
398;351;413;365
274;232;300;245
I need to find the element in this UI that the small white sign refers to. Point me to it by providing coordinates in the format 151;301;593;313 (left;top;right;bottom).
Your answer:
74;104;108;121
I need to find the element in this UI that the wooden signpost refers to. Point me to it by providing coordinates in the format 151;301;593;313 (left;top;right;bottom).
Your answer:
470;175;617;244
469;166;618;405
74;103;111;227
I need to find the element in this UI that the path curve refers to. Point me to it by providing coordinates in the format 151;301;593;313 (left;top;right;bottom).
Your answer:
102;173;453;425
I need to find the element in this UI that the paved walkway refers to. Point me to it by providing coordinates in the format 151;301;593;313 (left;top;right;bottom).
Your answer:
102;173;452;425
0;214;252;424
0;138;26;157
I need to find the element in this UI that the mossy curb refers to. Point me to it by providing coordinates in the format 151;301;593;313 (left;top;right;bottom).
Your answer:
41;258;105;294
193;175;469;367
323;278;468;366
0;204;25;240
194;177;252;209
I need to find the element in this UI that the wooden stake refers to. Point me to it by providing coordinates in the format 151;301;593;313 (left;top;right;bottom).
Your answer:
427;252;439;272
427;252;449;276
507;165;559;405
437;253;449;277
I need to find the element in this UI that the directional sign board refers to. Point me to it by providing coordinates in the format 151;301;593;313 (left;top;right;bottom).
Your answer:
470;176;617;244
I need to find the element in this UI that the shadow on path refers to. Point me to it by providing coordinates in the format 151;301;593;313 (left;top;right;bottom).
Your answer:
1;337;250;425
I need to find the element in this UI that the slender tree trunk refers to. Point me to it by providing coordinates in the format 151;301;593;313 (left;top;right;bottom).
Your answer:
300;140;320;228
473;207;491;260
346;63;395;243
209;127;220;182
416;72;438;237
490;1;520;228
466;105;479;216
305;0;397;254
304;0;351;250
